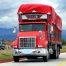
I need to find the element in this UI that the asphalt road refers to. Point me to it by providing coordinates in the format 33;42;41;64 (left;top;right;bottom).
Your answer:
0;53;66;66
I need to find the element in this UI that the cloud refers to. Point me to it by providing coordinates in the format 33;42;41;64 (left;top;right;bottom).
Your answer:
25;0;58;8
56;0;66;13
59;11;66;30
0;15;18;28
0;0;23;28
0;16;9;22
0;0;66;30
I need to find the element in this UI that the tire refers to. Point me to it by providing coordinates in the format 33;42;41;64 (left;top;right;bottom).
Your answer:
57;47;59;59
43;56;48;62
50;47;59;59
59;48;60;54
13;56;19;62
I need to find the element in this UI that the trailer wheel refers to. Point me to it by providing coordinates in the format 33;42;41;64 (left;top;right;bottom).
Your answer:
13;56;19;62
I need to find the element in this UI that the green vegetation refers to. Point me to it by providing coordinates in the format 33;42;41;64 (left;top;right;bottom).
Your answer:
61;46;66;53
0;49;12;60
0;40;13;60
62;39;66;46
60;39;66;53
3;40;13;45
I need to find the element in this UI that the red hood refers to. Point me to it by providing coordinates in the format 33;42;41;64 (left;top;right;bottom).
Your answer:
11;31;48;48
17;31;48;48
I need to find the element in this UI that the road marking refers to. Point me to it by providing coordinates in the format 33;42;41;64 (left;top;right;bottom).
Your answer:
58;62;66;66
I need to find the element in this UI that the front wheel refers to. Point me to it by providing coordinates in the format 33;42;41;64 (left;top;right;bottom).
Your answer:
43;56;48;62
13;56;19;62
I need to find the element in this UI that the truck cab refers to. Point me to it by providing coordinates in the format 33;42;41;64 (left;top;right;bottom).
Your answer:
11;4;62;62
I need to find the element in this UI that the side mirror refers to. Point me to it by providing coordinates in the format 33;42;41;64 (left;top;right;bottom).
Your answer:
13;26;16;34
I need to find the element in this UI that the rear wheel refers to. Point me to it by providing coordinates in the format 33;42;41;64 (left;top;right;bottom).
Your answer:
50;47;59;59
13;56;19;62
56;47;59;59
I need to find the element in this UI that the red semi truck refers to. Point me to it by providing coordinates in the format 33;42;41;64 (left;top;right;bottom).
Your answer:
11;4;62;62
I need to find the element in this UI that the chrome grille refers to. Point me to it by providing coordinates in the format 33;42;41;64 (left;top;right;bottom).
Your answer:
19;37;36;48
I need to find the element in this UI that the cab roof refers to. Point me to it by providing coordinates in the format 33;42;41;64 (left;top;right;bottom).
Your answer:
17;4;53;14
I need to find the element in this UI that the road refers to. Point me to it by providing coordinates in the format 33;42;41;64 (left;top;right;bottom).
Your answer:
0;53;66;66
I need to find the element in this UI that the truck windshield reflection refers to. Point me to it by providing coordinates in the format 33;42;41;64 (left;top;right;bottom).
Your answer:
19;24;44;31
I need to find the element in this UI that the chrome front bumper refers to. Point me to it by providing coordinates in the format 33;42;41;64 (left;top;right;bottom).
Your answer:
12;48;48;57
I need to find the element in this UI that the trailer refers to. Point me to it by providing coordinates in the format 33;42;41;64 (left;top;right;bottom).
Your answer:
11;4;62;62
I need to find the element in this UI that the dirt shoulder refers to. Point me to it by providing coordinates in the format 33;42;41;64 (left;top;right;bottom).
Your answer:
0;58;13;63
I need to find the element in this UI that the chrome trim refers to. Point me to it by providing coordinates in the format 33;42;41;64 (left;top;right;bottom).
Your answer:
19;36;36;48
12;48;48;56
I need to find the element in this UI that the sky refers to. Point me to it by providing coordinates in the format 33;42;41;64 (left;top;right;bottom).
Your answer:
0;0;66;30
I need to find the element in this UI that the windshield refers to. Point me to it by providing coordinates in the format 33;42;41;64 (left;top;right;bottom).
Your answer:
19;24;44;31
